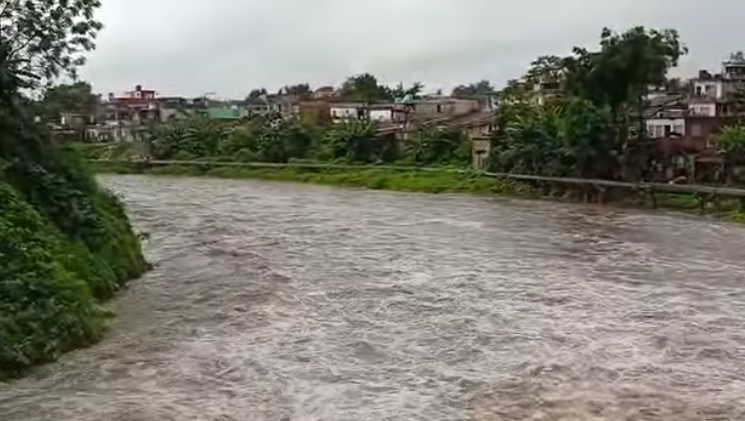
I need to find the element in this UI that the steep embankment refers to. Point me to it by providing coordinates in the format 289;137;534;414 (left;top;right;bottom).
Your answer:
0;107;147;380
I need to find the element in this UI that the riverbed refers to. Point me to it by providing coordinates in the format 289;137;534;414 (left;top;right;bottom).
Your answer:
2;175;745;420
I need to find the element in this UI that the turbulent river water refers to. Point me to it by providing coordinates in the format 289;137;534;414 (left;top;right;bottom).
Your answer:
2;175;745;420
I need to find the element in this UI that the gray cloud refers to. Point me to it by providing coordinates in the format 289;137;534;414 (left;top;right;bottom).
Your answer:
80;0;745;98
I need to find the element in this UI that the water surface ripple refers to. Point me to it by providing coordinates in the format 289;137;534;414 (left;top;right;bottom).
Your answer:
2;175;745;420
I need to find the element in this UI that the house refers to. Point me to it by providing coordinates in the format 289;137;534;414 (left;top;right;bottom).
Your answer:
313;86;336;100
105;85;161;124
330;103;368;122
60;112;91;129
369;104;394;122
645;94;687;139
408;98;480;118
268;95;300;117
685;55;745;149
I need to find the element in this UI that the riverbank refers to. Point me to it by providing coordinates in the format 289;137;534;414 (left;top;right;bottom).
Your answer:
91;160;745;222
91;161;535;195
1;132;147;380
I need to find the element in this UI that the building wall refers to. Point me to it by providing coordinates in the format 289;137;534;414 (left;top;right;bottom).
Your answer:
330;106;360;121
693;81;723;99
452;99;480;115
412;102;443;117
689;103;716;117
471;137;492;170
369;109;392;122
646;118;685;138
685;116;739;151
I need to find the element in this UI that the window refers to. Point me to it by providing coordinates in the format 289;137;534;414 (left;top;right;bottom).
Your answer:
692;123;703;137
664;125;672;137
436;104;443;113
696;86;703;96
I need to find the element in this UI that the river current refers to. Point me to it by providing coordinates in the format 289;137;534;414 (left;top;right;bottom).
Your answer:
2;175;745;420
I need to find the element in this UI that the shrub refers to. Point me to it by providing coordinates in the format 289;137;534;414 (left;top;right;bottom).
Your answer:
0;107;147;379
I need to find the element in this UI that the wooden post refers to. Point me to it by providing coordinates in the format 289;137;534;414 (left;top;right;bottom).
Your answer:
595;185;606;204
648;188;657;209
696;193;706;215
740;197;745;212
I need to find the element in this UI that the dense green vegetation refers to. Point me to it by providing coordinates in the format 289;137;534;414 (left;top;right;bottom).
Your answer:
0;106;147;380
718;125;745;184
1;0;146;379
119;114;473;167
491;26;687;181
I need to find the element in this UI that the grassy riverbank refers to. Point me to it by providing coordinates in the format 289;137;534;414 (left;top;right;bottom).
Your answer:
91;160;745;223
91;161;536;195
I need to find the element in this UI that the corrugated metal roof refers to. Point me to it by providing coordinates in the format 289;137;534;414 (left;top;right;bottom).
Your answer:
207;107;242;120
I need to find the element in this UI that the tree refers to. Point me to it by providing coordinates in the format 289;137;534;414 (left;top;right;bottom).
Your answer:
406;127;470;165
524;55;567;86
451;80;495;97
729;51;745;63
246;88;268;103
718;125;745;183
281;83;311;98
339;73;392;103
559;99;615;178
498;79;531;104
719;125;745;164
38;81;98;122
489;103;565;176
566;27;687;138
0;0;103;101
391;81;424;100
317;119;377;162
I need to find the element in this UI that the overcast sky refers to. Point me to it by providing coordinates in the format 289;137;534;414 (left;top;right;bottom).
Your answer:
79;0;745;99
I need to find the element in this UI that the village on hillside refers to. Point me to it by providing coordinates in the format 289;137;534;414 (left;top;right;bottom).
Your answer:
47;51;745;184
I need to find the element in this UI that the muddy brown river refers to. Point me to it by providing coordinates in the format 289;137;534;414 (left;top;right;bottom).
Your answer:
2;175;745;420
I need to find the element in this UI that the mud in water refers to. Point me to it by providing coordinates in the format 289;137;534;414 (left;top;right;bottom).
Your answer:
2;175;745;420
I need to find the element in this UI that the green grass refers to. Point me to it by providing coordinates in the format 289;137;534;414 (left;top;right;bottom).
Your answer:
92;161;745;224
654;193;701;211
68;142;140;161
102;162;534;196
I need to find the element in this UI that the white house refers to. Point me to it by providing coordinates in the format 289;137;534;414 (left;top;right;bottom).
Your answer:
645;95;687;139
369;105;393;122
330;103;394;123
330;103;365;122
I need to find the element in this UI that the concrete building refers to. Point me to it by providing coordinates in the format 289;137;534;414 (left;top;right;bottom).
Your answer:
368;105;394;122
645;94;687;139
313;86;336;100
330;103;368;122
684;55;745;153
